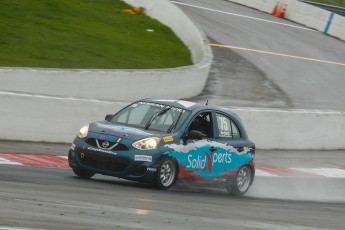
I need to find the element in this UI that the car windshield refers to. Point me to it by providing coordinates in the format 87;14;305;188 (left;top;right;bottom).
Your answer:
109;101;191;133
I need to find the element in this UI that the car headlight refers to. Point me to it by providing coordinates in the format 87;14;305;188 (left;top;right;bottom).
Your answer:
132;137;161;150
78;124;89;138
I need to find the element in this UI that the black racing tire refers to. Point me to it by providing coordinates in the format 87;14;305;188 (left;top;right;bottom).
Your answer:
155;157;178;190
72;167;95;179
227;165;252;196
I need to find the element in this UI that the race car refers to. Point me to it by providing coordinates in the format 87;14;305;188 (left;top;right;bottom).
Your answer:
68;99;255;195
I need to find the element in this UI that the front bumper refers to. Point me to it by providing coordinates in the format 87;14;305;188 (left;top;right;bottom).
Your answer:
68;136;163;183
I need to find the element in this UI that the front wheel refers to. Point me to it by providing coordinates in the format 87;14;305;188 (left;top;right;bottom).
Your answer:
155;158;178;190
72;167;95;179
227;165;252;196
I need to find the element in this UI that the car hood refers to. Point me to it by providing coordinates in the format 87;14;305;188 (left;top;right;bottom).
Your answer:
89;121;162;141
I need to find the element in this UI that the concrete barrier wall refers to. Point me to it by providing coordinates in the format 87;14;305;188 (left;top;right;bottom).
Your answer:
2;92;344;149
0;0;212;101
0;93;127;143
2;0;344;150
232;108;345;150
0;66;209;101
329;13;345;39
226;0;345;41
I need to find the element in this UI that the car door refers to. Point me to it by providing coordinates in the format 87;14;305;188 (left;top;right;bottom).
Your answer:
181;111;247;181
165;110;235;182
212;111;253;176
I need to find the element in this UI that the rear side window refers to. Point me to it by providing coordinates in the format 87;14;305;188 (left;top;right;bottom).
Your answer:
216;113;241;139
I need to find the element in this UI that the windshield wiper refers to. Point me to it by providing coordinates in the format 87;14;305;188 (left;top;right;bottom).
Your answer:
167;112;183;133
144;108;170;130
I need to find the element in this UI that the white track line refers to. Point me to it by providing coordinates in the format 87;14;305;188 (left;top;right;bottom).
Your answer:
0;227;45;230
255;169;278;177
292;168;345;178
0;90;120;104
0;157;22;165
58;156;68;159
171;1;316;32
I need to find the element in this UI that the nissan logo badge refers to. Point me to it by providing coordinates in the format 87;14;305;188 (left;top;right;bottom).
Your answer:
102;141;110;148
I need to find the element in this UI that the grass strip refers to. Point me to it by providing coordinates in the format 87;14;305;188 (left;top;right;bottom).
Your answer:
0;0;192;69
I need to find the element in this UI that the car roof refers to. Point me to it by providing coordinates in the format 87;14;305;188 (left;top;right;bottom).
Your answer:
142;99;240;118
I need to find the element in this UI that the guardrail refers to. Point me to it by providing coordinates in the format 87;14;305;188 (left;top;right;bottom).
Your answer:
302;1;345;16
225;0;345;42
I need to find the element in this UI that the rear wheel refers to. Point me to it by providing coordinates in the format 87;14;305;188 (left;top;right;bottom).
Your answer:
227;165;252;196
155;158;178;190
72;167;95;179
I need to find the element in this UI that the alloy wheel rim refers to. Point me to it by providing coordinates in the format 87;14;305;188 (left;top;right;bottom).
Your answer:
237;167;251;192
160;160;175;187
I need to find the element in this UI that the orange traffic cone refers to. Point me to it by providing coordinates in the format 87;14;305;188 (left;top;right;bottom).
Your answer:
278;4;287;18
272;1;280;16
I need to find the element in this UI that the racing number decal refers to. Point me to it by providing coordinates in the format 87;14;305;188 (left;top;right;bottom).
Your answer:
217;114;231;138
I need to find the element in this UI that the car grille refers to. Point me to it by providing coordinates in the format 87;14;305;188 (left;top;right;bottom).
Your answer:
79;152;130;173
86;138;129;151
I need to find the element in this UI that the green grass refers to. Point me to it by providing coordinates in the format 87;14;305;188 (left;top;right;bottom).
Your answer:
0;0;192;69
308;0;345;7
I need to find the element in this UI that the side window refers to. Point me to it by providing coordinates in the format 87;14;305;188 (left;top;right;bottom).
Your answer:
188;112;213;138
231;122;240;138
216;113;241;139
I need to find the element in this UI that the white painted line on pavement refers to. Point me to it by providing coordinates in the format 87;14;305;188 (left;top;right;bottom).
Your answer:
255;169;278;177
0;90;116;103
171;1;316;31
0;157;22;165
0;227;45;230
293;168;345;178
58;156;68;159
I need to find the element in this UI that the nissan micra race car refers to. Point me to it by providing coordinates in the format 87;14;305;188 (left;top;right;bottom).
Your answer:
68;99;256;195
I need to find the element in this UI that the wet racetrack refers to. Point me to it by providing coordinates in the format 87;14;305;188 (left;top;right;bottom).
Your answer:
1;0;345;229
0;142;344;230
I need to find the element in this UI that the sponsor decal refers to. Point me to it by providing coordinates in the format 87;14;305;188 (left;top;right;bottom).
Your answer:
100;135;106;140
187;152;232;172
213;178;227;183
134;155;152;162
87;147;116;155
165;140;254;178
138;101;186;113
70;143;76;150
163;136;174;143
147;167;157;172
153;100;196;108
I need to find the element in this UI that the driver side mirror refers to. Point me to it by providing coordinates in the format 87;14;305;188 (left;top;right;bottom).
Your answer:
105;114;113;121
187;130;204;140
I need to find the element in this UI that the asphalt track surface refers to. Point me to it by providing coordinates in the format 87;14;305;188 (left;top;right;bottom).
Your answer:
2;1;345;229
0;141;345;230
179;0;345;110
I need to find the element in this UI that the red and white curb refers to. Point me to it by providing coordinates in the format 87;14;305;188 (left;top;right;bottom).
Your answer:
0;153;69;169
1;153;345;178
